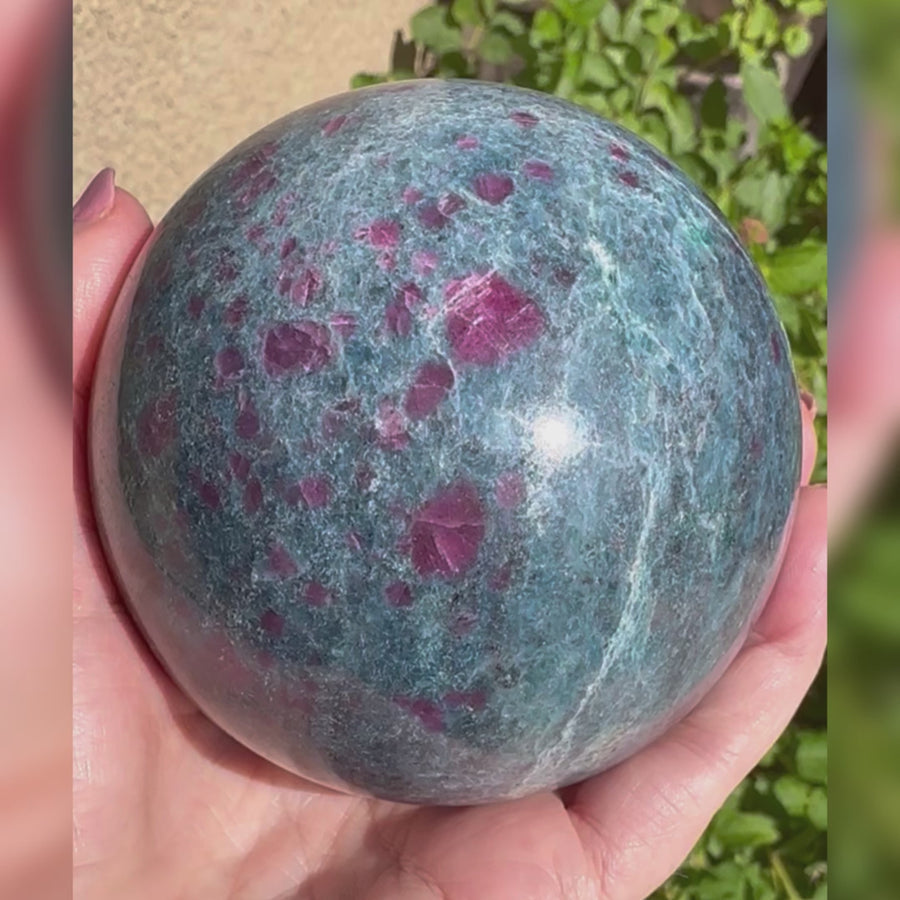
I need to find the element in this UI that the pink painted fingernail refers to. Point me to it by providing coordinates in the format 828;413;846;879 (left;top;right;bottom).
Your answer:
800;389;817;417
73;167;116;223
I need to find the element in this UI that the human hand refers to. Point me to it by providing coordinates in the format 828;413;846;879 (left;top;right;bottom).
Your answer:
73;174;825;900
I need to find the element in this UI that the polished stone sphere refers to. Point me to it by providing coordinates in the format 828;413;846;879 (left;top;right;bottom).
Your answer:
90;79;801;805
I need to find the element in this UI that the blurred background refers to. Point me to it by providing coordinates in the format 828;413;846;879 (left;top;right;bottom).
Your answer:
0;0;895;896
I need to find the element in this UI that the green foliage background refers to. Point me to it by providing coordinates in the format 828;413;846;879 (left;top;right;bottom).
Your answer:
352;1;828;896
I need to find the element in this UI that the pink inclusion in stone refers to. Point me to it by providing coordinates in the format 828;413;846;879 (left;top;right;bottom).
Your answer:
304;581;332;607
356;219;400;248
404;359;455;420
375;400;410;451
409;481;485;578
267;543;298;579
224;296;249;327
137;393;177;457
609;143;630;162
444;272;545;366
299;476;332;509
618;171;640;189
393;696;445;733
384;580;413;608
235;392;260;439
473;173;514;205
412;250;439;276
321;114;348;137
495;471;526;509
385;301;412;337
329;311;356;339
243;477;263;514
215;346;245;380
456;135;479;149
510;110;539;127
187;294;205;319
443;691;487;711
229;452;251;483
402;186;423;205
522;160;554;181
262;321;332;376
290;268;322;306
260;609;285;637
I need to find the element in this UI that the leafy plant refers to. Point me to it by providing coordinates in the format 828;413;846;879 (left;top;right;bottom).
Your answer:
352;4;827;893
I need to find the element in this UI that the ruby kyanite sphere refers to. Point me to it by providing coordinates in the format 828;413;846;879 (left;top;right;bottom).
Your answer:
91;80;801;805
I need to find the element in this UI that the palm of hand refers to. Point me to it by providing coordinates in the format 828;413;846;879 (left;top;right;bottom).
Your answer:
73;189;825;900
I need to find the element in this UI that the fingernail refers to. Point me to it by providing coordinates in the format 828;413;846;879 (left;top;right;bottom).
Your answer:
73;167;116;224
800;389;817;418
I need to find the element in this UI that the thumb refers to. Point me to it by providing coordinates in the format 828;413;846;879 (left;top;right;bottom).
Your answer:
73;168;153;401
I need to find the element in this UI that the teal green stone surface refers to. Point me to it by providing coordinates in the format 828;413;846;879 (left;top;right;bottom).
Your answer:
91;79;801;805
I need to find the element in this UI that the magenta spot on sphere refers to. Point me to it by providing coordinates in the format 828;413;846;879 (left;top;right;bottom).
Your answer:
473;173;515;205
770;332;782;364
299;476;332;509
290;268;322;307
385;301;412;337
260;609;285;637
360;219;400;248
229;452;251;483
456;134;479;149
523;160;554;181
404;359;455;420
304;581;332;607
409;481;485;578
495;471;526;509
243;477;263;514
375;400;410;451
610;143;630;162
402;186;423;205
618;171;640;189
224;296;249;327
329;311;357;338
321;114;348;137
136;393;177;457
215;346;245;379
398;282;424;309
438;192;467;216
262;320;333;376
444;272;545;366
510;110;539;127
418;203;449;231
188;295;205;320
267;543;298;579
385;580;413;607
197;480;221;509
394;696;445;733
235;394;260;439
444;690;486;711
412;250;439;275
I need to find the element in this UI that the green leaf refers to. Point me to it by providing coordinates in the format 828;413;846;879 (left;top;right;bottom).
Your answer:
641;4;680;35
767;242;827;296
606;42;642;77
411;5;463;53
597;0;621;36
451;0;482;27
553;0;606;28
492;10;527;36
797;0;826;14
712;809;781;850
531;7;563;45
773;774;811;816
783;23;813;57
350;72;388;88
645;82;696;154
581;51;619;89
744;1;780;43
740;61;789;123
700;78;728;130
796;730;828;784
479;29;514;64
807;786;828;830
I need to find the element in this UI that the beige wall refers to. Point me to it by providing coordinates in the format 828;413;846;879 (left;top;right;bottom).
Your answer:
74;0;424;220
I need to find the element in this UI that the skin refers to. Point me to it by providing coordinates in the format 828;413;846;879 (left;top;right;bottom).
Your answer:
73;186;825;900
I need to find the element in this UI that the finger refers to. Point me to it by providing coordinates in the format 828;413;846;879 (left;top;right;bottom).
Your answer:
564;484;826;900
73;170;152;400
799;389;818;485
